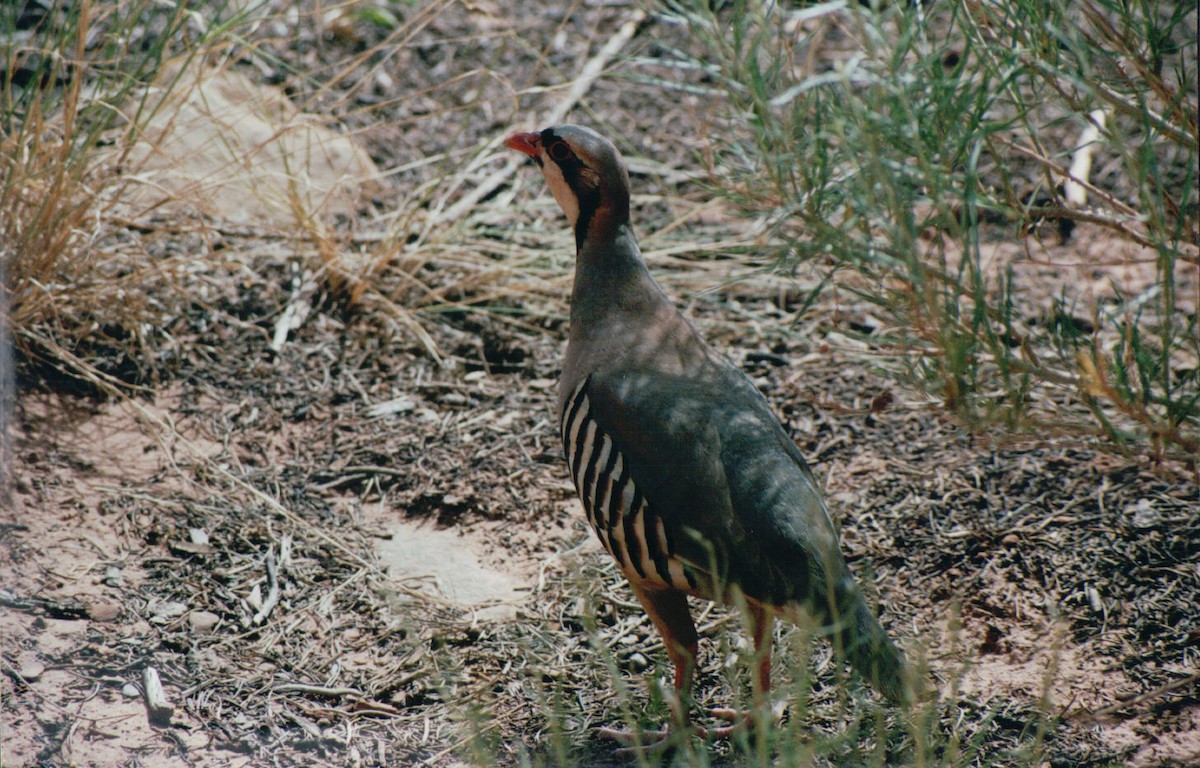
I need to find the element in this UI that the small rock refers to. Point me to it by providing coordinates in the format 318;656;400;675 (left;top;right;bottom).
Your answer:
169;540;215;556
87;600;123;622
103;566;126;587
148;600;188;624
1129;499;1159;530
246;585;263;612
189;610;220;633
188;528;210;545
626;652;649;671
1001;533;1021;546
18;658;45;681
122;683;141;698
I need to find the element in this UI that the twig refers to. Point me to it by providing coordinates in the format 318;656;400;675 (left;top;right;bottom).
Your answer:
540;9;649;128
252;547;281;625
271;271;315;353
273;683;364;698
1;658;39;697
366;292;444;365
994;134;1140;219
536;538;592;593
1077;672;1200;720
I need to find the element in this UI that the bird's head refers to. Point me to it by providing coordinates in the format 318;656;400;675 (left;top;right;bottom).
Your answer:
504;124;631;249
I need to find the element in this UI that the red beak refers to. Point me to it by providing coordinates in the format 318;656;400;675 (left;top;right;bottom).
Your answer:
504;131;541;158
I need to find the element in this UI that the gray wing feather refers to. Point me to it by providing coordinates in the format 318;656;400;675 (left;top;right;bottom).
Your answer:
583;361;845;608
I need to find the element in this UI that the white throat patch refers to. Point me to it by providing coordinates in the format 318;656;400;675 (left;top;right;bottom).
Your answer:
539;156;580;230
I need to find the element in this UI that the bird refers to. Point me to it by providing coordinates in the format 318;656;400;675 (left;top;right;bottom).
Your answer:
504;124;908;751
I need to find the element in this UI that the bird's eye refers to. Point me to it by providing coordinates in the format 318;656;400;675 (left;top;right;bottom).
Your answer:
548;141;572;162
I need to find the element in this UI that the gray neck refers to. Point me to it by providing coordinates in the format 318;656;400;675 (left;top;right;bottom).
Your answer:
560;222;694;406
569;223;672;340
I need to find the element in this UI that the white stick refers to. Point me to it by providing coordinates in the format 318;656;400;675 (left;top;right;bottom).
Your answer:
1064;109;1107;207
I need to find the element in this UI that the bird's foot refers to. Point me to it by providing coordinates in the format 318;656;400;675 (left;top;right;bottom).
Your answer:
599;701;785;755
702;707;752;740
598;723;704;757
704;699;787;740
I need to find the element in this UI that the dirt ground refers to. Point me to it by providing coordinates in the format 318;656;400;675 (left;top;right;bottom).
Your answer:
2;2;1198;767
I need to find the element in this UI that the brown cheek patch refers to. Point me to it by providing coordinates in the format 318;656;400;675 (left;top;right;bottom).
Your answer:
580;167;601;189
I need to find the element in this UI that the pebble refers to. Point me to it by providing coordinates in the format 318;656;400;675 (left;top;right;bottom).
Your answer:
87;600;123;622
148;600;188;624
104;566;126;587
18;658;44;681
1129;499;1159;529
189;610;221;633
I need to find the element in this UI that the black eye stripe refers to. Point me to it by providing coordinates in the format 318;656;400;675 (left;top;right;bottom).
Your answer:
539;128;600;250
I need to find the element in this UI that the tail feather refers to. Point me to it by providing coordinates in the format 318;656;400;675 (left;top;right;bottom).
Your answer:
841;597;909;705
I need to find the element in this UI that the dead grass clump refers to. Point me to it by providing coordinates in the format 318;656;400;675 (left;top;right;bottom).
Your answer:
2;0;206;391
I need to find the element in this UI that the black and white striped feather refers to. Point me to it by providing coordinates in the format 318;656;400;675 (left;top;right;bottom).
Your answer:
561;377;696;591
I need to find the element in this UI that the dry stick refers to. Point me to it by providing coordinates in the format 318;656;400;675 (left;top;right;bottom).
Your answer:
1080;672;1200;720
438;8;648;226
271;274;316;353
384;8;648;355
371;292;444;366
273;683;364;698
252;547;281;625
994;135;1140;218
1004;135;1200;265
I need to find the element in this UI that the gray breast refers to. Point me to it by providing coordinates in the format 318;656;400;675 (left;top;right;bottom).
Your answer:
560;379;695;591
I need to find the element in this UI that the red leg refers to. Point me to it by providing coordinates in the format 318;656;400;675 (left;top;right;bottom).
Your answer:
750;601;774;705
598;589;781;753
710;601;776;736
598;584;700;753
636;583;699;694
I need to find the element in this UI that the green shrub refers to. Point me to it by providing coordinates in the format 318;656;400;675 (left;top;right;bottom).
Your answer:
664;0;1197;460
